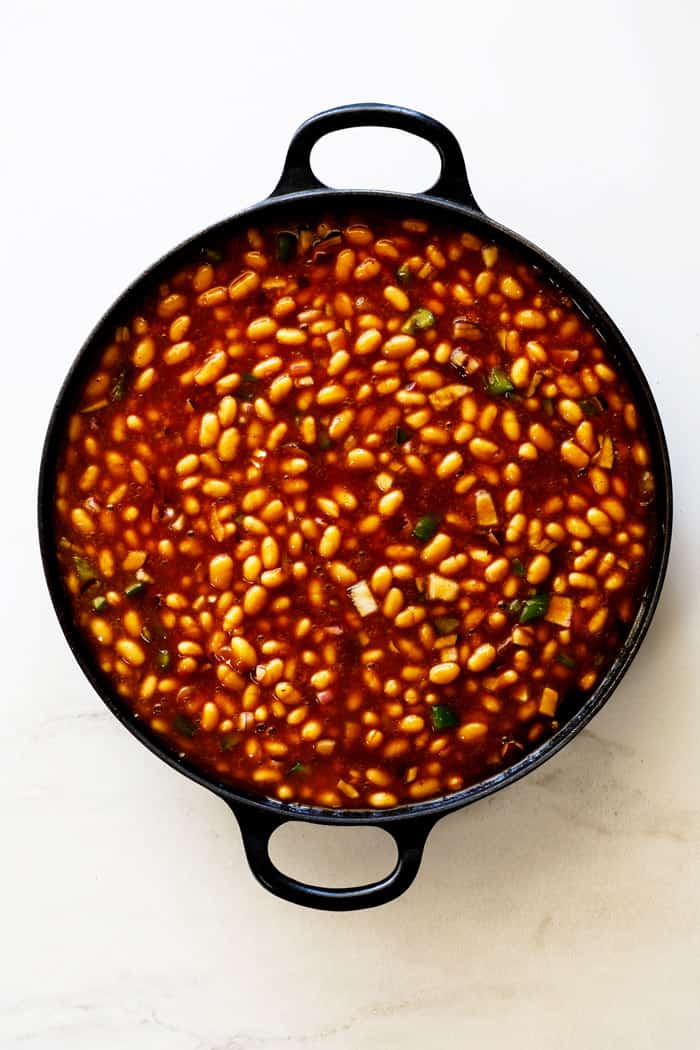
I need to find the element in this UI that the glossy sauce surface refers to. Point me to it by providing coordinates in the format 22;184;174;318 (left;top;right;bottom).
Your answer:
54;216;656;808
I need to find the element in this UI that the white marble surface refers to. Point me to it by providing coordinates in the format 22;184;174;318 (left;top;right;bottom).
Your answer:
2;1;699;1046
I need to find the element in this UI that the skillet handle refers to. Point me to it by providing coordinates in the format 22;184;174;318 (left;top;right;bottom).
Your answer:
229;802;437;911
270;102;480;210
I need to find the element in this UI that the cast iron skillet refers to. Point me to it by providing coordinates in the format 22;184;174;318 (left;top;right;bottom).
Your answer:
38;104;672;911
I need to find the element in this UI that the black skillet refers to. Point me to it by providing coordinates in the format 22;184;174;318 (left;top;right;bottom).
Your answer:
38;104;672;910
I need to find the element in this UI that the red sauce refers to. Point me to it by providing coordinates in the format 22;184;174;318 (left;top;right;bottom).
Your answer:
53;215;656;808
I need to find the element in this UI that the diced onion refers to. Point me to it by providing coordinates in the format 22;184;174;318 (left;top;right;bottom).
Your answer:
348;580;378;617
545;595;573;628
475;489;498;526
426;574;459;601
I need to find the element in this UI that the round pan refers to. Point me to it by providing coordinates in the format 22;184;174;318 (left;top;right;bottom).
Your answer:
38;104;672;911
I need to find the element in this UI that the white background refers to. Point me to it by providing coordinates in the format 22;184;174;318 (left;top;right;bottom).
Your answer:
2;1;699;1047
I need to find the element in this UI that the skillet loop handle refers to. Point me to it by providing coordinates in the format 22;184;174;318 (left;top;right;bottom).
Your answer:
230;803;437;911
271;102;480;210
